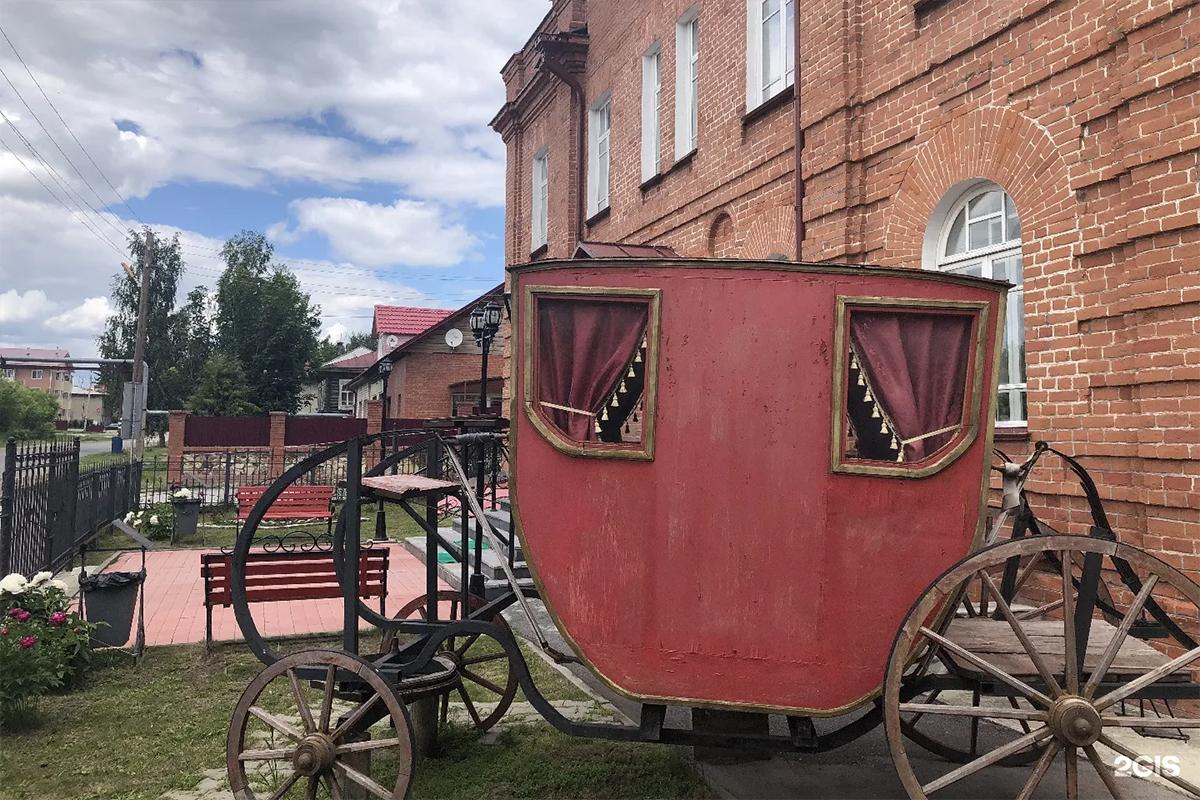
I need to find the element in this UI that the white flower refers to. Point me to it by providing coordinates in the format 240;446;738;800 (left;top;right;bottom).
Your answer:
150;515;160;526
30;571;53;585
172;488;192;500
124;512;134;524
48;579;68;592
0;573;27;595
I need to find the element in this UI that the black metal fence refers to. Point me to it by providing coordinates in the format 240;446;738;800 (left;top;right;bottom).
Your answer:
0;438;140;578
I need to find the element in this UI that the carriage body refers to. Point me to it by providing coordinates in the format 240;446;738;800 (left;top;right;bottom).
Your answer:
510;258;1008;715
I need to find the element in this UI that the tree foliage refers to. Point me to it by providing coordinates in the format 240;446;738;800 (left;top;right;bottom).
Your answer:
0;380;58;440
215;231;321;414
186;353;260;416
312;331;377;367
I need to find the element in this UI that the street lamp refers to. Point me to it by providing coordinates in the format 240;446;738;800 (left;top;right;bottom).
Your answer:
469;300;502;416
374;358;394;542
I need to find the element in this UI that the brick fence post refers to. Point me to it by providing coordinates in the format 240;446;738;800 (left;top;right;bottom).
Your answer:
167;410;188;485
269;411;288;479
365;400;383;470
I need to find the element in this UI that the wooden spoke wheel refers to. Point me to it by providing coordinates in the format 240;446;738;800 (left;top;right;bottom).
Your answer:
381;590;518;733
885;535;1200;799
227;650;414;800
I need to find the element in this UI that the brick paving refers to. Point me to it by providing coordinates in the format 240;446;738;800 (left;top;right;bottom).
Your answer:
99;542;437;647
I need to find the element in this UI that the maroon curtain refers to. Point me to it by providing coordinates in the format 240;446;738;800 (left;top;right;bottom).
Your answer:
849;310;973;461
537;297;649;442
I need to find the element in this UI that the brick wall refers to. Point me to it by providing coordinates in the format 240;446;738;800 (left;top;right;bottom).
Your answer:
493;1;1200;570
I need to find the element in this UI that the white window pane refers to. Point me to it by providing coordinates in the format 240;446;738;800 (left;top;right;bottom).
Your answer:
784;0;795;84
968;218;995;250
968;189;1001;216
993;253;1023;287
762;0;780;96
1005;193;1021;241
997;391;1012;422
945;209;967;255
1011;288;1026;382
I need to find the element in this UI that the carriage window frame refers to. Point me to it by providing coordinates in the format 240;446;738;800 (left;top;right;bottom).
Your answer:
522;285;661;461
830;295;990;479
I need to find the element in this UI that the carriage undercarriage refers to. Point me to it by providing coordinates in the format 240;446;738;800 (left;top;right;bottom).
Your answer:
222;426;1200;800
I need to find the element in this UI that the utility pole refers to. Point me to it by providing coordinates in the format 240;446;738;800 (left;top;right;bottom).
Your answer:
131;229;154;461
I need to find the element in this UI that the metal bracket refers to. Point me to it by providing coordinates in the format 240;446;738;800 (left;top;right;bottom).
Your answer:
639;704;666;741
787;715;818;751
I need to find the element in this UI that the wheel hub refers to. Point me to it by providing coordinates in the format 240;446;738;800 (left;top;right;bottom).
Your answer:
1049;696;1102;747
292;733;336;777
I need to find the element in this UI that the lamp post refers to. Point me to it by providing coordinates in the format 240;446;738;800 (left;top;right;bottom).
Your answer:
468;300;502;417
375;358;393;542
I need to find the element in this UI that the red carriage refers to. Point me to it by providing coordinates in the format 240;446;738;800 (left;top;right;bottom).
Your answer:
224;258;1200;800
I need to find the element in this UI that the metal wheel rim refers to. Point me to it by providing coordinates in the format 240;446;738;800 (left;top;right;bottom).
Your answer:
382;590;518;732
227;649;414;800
884;535;1200;799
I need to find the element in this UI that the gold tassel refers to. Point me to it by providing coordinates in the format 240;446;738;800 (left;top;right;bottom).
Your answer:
619;380;627;393
891;434;900;451
600;408;608;421
895;449;904;463
634;350;643;363
857;371;866;387
594;419;602;434
863;388;872;403
871;405;880;419
611;395;620;408
628;365;636;378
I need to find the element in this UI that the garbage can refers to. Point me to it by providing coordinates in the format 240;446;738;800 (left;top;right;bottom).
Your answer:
80;571;144;648
172;498;202;541
111;436;123;454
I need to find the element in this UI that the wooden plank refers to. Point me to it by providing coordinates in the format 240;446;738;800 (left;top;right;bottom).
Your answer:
944;618;1187;680
361;474;458;501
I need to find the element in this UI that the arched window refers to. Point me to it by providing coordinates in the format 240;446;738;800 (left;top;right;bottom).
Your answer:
931;182;1026;426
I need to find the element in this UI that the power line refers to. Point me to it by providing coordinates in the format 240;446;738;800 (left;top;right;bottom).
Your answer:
0;130;126;259
0;24;144;223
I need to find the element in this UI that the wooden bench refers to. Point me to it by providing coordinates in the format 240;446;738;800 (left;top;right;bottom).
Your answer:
200;547;388;648
235;484;336;525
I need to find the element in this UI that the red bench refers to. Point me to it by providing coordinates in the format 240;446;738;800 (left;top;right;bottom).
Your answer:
236;484;335;523
200;547;388;648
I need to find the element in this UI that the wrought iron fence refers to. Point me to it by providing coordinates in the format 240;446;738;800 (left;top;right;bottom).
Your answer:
0;438;139;578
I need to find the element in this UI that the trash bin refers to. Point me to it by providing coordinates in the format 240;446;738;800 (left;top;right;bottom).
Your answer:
80;571;144;648
172;498;202;541
111;436;123;454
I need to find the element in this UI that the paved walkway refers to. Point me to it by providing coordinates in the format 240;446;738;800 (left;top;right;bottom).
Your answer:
99;542;436;647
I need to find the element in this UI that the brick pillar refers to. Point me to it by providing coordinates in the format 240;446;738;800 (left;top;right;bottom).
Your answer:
167;410;188;485
365;401;383;470
269;411;287;479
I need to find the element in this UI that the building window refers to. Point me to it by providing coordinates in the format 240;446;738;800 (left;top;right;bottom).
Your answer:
675;10;699;159
531;147;549;249
746;0;795;110
30;369;42;380
587;96;611;217
930;182;1025;426
641;44;661;182
1;369;13;380
338;379;354;410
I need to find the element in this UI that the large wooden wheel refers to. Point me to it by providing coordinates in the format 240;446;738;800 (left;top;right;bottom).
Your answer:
885;535;1200;799
227;650;414;800
381;590;518;732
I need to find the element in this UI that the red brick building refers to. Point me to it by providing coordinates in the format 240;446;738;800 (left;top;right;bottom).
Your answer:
492;2;1198;567
0;347;74;419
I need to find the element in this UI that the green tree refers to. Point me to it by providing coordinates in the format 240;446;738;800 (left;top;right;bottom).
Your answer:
312;331;377;367
0;380;57;439
215;231;321;413
97;228;187;418
186;354;260;416
155;287;214;415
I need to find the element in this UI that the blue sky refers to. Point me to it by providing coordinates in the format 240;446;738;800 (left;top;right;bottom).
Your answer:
0;0;547;357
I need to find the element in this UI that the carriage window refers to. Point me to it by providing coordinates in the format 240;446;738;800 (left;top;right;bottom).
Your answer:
526;289;659;459
834;303;980;476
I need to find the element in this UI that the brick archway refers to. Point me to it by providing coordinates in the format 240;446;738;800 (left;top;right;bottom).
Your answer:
883;106;1075;270
741;204;796;260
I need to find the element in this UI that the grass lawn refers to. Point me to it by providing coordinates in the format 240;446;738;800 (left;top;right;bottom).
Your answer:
0;639;711;800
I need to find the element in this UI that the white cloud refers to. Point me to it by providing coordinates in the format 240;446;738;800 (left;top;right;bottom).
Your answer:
0;289;56;324
278;198;477;268
45;297;112;335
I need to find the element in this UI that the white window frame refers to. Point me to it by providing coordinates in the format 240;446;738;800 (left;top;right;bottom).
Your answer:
746;0;795;110
641;43;661;182
2;369;13;380
531;147;549;249
30;369;43;380
587;95;611;217
338;379;354;410
931;181;1026;427
675;9;700;160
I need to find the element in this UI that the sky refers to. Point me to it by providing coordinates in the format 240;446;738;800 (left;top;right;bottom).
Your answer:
0;0;547;367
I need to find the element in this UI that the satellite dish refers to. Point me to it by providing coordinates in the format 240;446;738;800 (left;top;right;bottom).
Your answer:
385;334;399;348
444;328;464;348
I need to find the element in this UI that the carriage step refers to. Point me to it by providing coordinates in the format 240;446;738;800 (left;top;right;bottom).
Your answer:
436;527;523;563
451;509;511;535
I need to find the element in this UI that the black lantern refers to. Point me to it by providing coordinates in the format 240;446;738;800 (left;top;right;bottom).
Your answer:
469;299;502;416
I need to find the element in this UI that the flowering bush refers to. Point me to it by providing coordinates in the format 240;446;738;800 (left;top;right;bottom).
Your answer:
0;572;95;726
124;502;174;540
172;487;194;501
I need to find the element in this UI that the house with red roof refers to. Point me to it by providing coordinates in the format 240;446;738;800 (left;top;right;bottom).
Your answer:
348;287;506;420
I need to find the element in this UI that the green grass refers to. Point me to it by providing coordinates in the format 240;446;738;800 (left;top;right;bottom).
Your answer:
0;639;710;800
